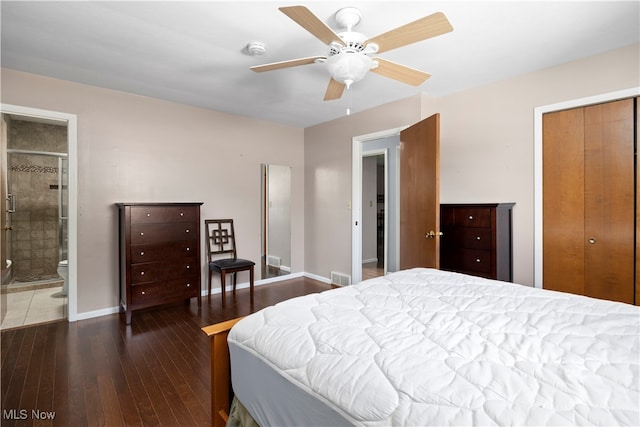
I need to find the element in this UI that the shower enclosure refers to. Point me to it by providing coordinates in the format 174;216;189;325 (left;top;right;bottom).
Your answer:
3;116;69;289
6;150;68;285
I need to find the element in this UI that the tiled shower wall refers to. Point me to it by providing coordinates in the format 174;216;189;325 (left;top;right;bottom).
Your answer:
7;118;67;282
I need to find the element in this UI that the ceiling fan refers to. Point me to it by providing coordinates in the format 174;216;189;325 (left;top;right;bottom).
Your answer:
250;5;453;101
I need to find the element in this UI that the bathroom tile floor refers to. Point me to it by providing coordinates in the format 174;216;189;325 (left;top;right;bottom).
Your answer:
1;286;67;330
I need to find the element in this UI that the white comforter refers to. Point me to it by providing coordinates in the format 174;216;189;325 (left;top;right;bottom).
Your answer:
229;268;640;426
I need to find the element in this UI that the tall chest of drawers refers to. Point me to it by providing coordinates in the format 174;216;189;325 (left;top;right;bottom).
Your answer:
116;202;203;324
440;203;515;282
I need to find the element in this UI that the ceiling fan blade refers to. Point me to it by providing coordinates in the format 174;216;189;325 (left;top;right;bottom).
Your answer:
279;5;345;47
250;56;326;73
370;58;431;86
365;12;453;54
323;78;345;100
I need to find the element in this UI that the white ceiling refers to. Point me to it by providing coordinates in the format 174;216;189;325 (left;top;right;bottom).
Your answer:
2;1;638;128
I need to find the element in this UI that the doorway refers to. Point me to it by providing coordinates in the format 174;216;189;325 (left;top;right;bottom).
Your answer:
352;129;403;284
352;115;441;284
1;104;78;327
361;152;386;280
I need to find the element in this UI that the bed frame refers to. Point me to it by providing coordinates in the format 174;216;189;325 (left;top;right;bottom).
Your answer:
201;317;243;427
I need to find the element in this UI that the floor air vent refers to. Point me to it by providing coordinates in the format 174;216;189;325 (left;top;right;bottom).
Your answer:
330;271;351;286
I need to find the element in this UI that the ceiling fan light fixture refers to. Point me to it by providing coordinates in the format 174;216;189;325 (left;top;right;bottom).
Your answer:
326;52;373;86
251;5;453;101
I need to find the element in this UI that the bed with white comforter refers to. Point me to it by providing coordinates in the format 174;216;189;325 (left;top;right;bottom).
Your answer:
228;268;640;426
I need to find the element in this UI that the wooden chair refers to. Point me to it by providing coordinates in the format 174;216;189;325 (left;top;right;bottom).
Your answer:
205;219;255;307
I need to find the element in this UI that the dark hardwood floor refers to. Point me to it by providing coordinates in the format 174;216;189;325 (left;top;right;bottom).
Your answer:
1;276;333;427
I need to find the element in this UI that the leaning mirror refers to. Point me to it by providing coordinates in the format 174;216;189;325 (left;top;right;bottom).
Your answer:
261;164;291;279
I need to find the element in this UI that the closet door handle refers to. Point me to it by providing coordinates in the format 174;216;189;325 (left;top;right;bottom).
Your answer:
588;238;596;244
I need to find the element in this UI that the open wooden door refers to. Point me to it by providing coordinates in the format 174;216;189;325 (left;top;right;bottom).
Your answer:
399;113;440;269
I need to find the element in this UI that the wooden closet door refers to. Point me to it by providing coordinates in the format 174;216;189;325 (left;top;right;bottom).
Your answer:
543;98;635;304
637;99;640;305
543;107;586;296
583;99;634;304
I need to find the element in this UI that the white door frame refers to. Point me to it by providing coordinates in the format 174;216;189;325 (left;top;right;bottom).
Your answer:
1;104;78;321
533;87;639;289
352;126;405;284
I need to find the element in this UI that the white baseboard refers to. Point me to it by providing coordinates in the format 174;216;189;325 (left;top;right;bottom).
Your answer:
204;272;305;295
75;305;120;321
303;271;331;284
74;272;316;322
362;258;378;264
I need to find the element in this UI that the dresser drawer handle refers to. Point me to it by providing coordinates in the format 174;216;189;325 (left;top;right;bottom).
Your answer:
186;283;191;288
186;247;190;252
140;251;145;256
141;291;146;295
186;265;190;269
180;212;184;216
140;232;144;236
476;236;481;240
468;215;474;220
146;213;151;217
475;259;481;263
140;271;145;275
185;229;190;233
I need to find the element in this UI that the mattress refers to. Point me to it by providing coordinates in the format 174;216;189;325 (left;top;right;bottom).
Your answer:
228;268;640;426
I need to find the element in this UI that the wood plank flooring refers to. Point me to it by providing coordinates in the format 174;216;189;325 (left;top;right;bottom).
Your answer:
1;276;333;427
362;262;385;280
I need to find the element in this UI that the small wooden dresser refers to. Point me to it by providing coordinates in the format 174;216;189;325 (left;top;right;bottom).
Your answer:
440;203;515;282
116;202;203;324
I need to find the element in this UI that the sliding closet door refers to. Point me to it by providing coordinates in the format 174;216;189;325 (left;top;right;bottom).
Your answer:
543;98;635;304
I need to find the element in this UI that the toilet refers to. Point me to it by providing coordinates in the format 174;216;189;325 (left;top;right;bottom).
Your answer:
57;259;68;296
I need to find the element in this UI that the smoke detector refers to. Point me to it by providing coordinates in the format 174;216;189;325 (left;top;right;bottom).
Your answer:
246;41;267;56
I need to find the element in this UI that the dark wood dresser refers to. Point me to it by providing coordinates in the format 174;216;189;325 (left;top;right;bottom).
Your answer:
116;202;203;324
440;203;515;282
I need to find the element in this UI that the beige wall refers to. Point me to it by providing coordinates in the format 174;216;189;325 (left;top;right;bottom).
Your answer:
437;44;639;286
1;69;305;314
304;95;423;279
1;42;637;316
305;43;640;286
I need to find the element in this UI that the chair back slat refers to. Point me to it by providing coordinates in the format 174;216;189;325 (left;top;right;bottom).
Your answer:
205;219;238;260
